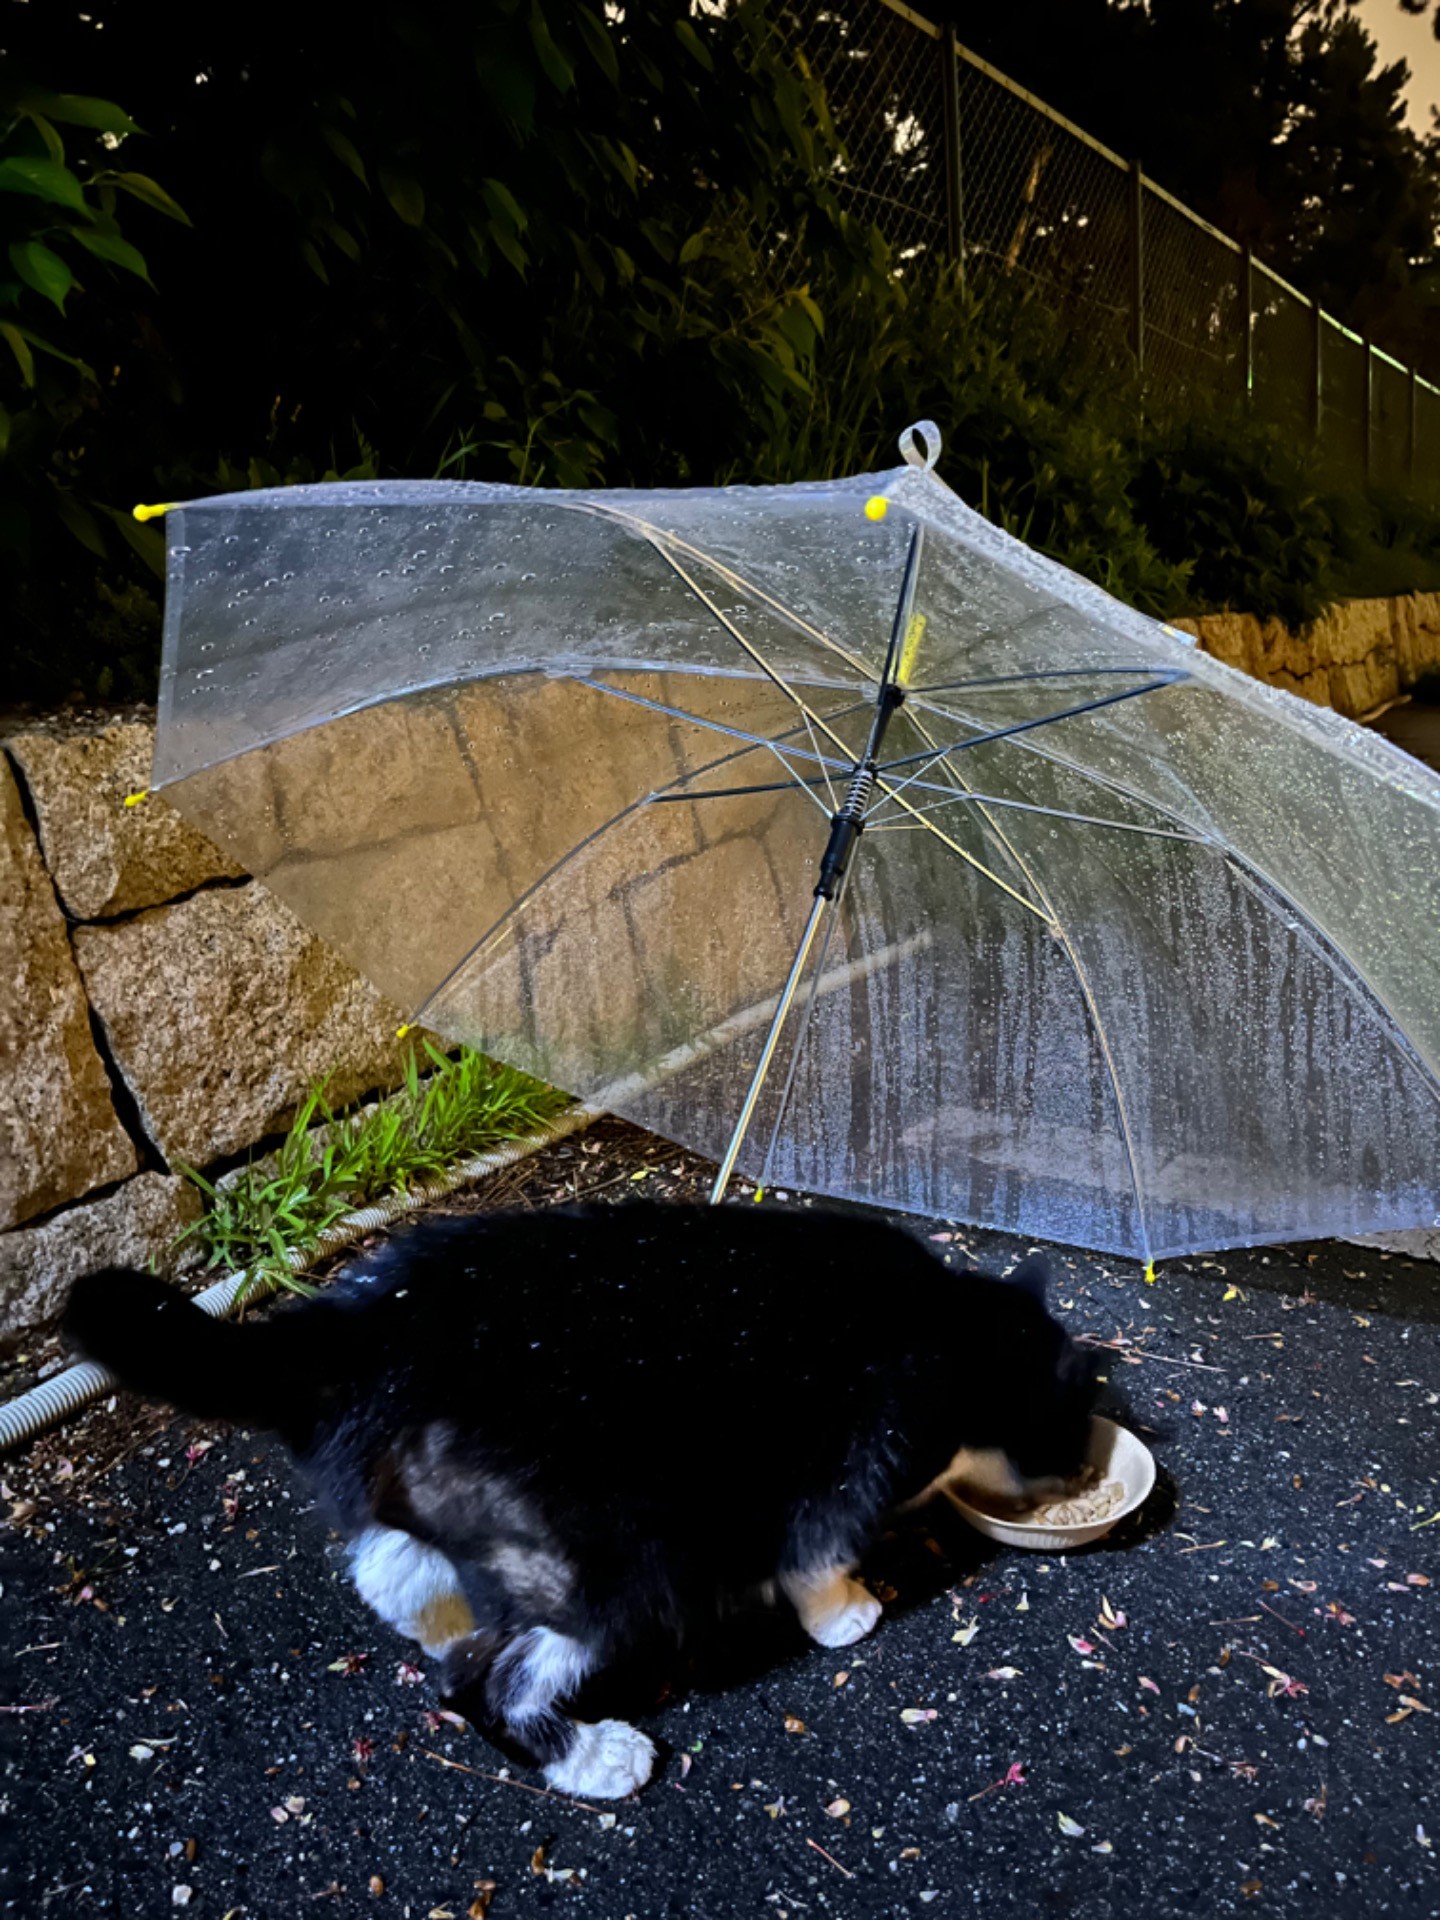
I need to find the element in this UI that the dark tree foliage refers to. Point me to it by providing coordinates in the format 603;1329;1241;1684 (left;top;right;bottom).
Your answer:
2;0;1438;706
2;0;856;694
5;0;845;490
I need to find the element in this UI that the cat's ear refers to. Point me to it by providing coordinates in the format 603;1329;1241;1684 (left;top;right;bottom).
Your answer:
1008;1257;1050;1305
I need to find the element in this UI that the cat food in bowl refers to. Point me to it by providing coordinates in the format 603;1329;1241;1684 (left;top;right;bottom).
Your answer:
943;1417;1155;1551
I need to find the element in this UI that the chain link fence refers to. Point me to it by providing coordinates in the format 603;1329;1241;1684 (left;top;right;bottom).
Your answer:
770;0;1440;506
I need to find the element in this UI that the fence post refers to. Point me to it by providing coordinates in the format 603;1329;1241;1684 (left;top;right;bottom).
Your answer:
941;25;964;287
1129;159;1145;373
1311;303;1323;443
1240;247;1253;401
1364;339;1373;483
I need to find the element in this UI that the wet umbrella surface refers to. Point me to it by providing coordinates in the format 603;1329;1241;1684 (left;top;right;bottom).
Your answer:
139;424;1440;1264
3;1125;1438;1919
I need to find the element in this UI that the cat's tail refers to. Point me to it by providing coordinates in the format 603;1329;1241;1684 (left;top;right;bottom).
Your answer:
63;1268;334;1431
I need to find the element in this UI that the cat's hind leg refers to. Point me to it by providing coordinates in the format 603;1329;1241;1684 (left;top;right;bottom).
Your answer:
439;1626;656;1799
779;1562;883;1649
349;1524;476;1655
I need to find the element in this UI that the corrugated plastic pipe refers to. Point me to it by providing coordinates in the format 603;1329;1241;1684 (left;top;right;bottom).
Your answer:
0;1102;602;1456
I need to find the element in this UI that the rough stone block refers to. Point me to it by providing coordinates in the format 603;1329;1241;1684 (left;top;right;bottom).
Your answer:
1393;591;1440;689
0;1172;202;1343
74;882;419;1166
0;757;138;1229
7;719;245;920
1179;595;1433;721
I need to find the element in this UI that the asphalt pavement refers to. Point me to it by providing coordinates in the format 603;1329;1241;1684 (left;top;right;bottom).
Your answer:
2;1124;1438;1919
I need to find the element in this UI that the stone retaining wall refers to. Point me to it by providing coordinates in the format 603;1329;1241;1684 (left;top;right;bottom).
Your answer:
2;588;1438;1343
1171;588;1440;719
0;718;421;1341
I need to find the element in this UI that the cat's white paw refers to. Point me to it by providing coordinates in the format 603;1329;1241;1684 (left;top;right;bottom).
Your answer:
545;1719;656;1799
802;1578;883;1649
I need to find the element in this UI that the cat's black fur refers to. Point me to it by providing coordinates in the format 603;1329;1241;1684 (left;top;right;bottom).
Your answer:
64;1202;1096;1796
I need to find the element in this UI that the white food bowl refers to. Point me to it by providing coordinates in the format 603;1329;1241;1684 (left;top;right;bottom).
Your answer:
942;1417;1156;1551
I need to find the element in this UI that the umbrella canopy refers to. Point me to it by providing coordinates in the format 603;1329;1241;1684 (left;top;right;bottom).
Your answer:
144;424;1440;1263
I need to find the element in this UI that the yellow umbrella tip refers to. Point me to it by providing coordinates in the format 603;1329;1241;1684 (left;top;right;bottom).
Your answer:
864;495;889;521
132;501;177;523
1143;1260;1157;1285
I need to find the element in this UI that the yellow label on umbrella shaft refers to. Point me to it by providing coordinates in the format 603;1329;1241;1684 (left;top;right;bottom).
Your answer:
897;612;927;686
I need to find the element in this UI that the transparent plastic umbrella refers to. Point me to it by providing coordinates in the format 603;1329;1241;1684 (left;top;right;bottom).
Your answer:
139;423;1440;1264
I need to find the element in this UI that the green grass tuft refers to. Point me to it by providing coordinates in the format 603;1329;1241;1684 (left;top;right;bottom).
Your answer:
173;1044;570;1298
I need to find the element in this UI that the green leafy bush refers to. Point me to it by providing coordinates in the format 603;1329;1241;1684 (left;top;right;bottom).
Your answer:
0;80;189;699
1128;408;1343;629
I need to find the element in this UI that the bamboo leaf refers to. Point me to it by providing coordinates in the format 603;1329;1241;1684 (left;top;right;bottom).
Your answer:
18;90;142;135
73;225;153;284
0;320;35;385
320;125;369;187
0;156;88;212
10;241;74;312
107;171;192;225
379;168;425;227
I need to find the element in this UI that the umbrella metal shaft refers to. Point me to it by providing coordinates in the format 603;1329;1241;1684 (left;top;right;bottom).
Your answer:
709;895;829;1204
709;525;924;1205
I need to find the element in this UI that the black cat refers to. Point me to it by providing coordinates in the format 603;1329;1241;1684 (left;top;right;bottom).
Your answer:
64;1201;1095;1798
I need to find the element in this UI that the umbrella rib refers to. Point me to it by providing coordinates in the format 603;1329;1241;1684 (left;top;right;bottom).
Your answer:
862;774;1053;922
573;677;847;819
624;528;868;770
658;538;876;684
891;705;1156;1268
656;759;1203;828
863;792;1208;841
801;704;841;810
148;659;856;795
577;500;880;685
574;675;853;772
878;673;1189;775
904;692;1212;834
911;664;1190;695
649;775;830;804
